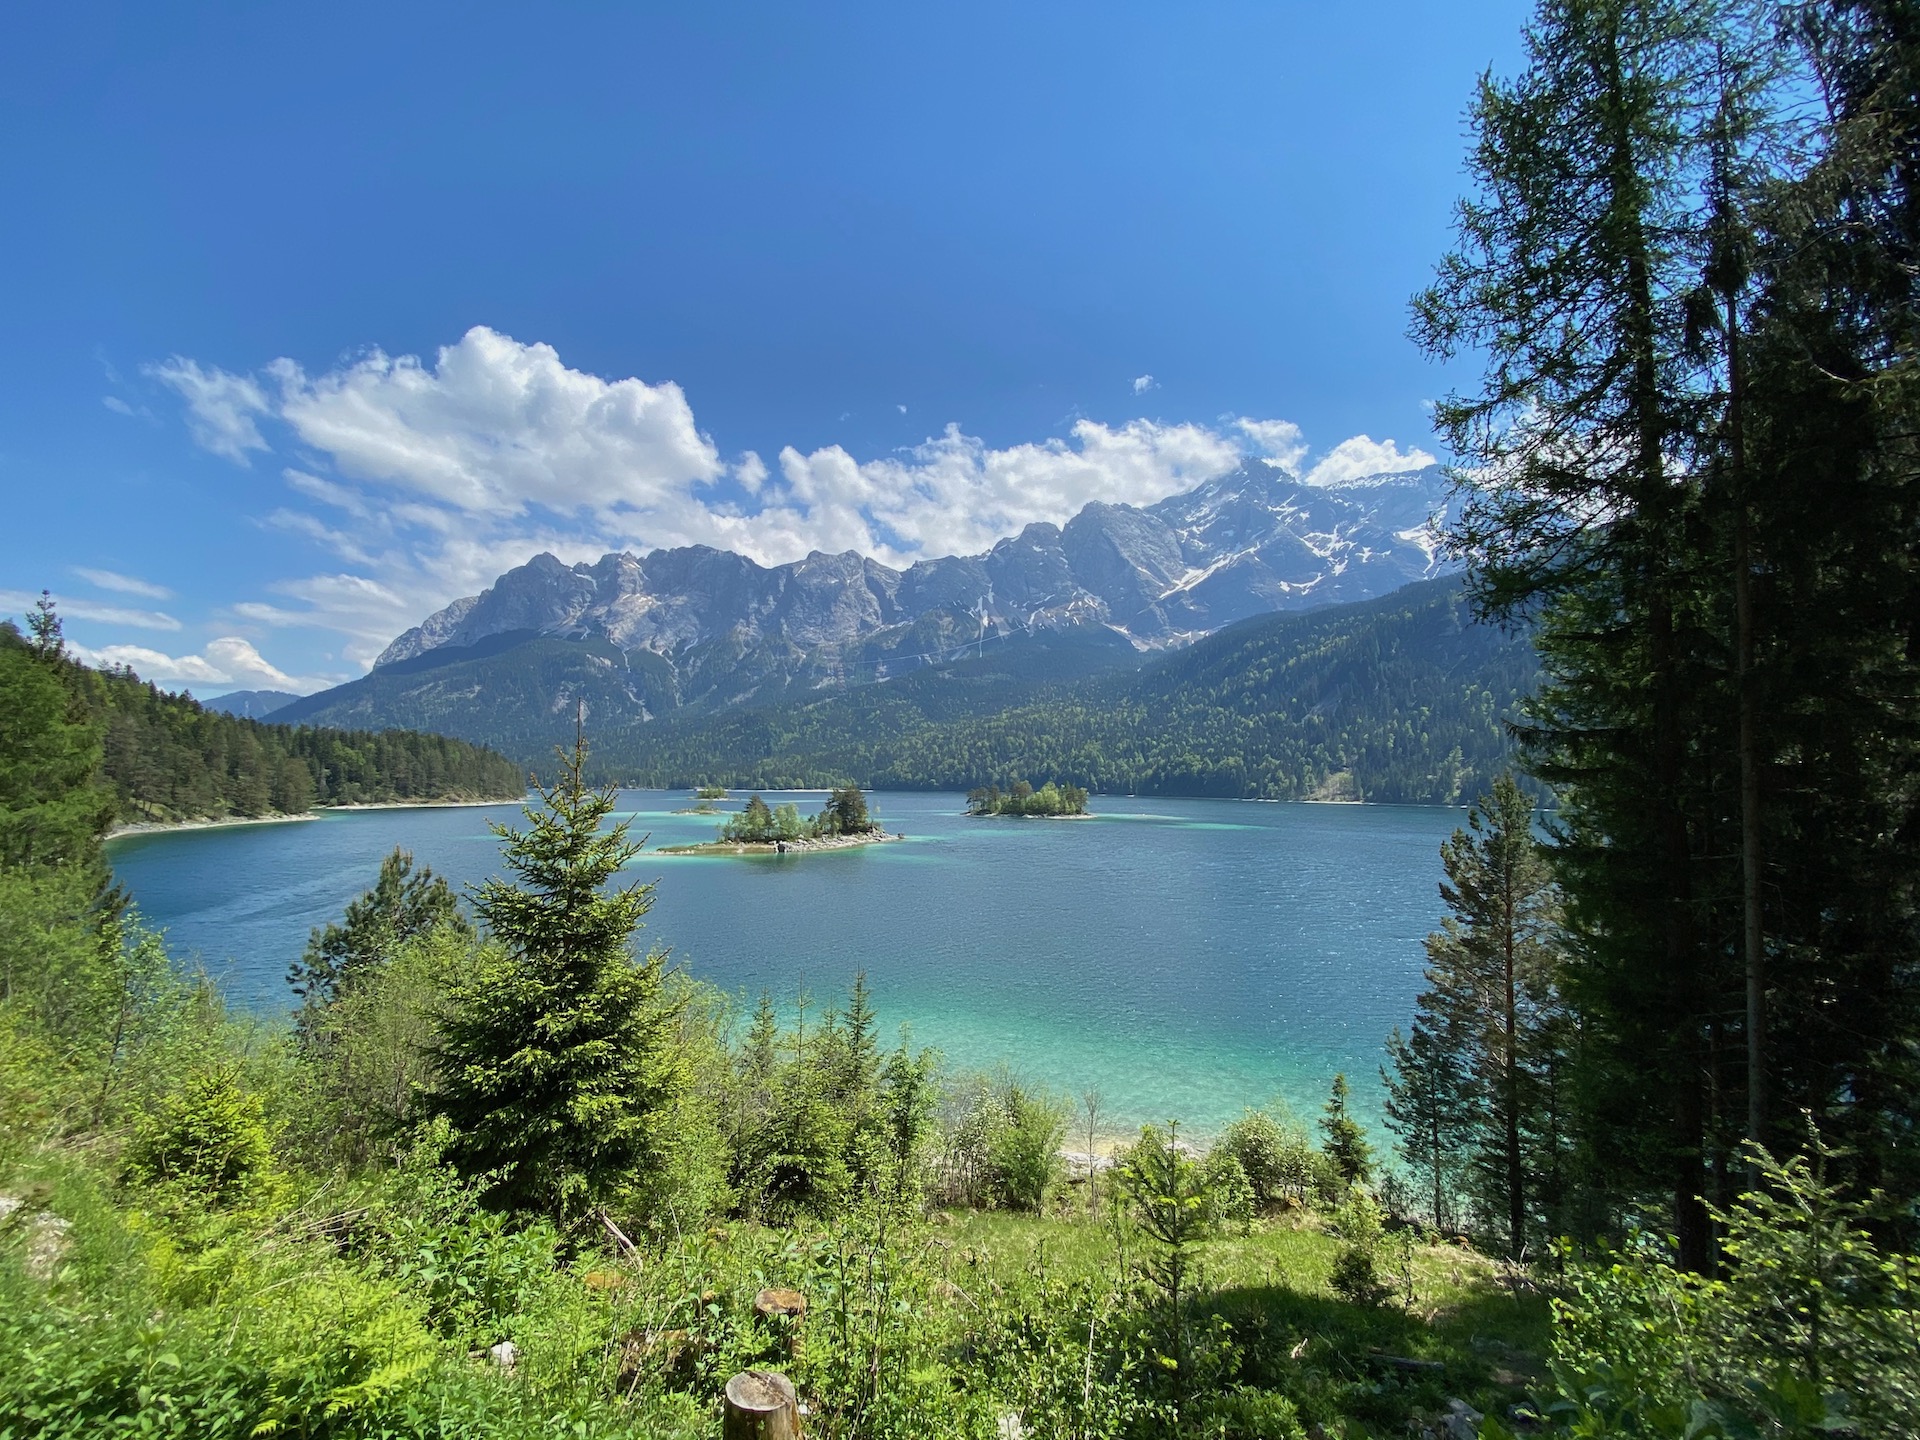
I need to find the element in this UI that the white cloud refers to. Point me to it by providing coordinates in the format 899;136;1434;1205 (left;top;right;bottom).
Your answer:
151;326;1440;669
67;635;323;693
0;589;180;631
1303;434;1438;487
102;396;136;417
267;327;723;516
71;642;228;685
1132;374;1157;394
231;601;310;627
1234;418;1309;473
202;636;302;689
263;509;374;565
146;356;271;463
283;469;373;519
734;451;768;495
72;566;173;600
774;418;1245;563
897;403;907;414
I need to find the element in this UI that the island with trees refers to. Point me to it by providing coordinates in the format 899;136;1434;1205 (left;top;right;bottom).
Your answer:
965;780;1090;817
659;783;900;855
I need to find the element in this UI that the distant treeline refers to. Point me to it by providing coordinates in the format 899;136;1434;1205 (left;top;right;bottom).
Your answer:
2;616;526;825
585;578;1537;804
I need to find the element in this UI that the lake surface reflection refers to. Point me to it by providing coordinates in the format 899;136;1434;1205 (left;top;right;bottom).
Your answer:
108;791;1461;1133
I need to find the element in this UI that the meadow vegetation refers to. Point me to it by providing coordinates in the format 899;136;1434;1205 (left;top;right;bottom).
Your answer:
2;643;1552;1436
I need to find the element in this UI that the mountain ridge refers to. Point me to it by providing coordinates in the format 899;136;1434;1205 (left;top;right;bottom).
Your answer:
578;575;1534;803
278;461;1463;755
374;460;1454;668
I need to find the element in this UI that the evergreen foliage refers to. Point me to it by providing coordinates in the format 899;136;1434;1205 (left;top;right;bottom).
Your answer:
1385;777;1568;1256
1411;0;1920;1267
1318;1074;1374;1192
1523;1137;1920;1439
713;787;879;844
965;780;1090;816
1;613;524;827
12;3;1920;1433
126;1064;283;1207
1380;1023;1469;1235
1117;1123;1216;1394
432;731;684;1223
289;848;470;1038
0;638;115;875
816;784;876;836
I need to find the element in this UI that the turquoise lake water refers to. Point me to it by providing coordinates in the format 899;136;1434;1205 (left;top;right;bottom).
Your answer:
106;791;1462;1136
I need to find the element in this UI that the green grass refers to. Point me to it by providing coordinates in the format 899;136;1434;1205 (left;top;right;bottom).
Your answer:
942;1203;1551;1406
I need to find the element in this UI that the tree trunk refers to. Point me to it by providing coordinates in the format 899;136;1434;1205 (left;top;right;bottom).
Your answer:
724;1370;802;1440
1503;882;1524;1260
1603;12;1711;1273
1729;292;1766;1158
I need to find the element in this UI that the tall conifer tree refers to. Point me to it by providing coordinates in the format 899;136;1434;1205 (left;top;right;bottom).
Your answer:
1412;0;1759;1267
1418;777;1564;1257
434;729;682;1223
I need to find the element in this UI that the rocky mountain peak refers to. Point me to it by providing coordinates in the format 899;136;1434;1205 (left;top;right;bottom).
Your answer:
373;461;1455;672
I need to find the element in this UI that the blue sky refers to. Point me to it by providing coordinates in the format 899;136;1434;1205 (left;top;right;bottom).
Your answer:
0;1;1529;693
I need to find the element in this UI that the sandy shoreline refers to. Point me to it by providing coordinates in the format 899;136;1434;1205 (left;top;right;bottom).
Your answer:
107;813;318;841
106;795;524;841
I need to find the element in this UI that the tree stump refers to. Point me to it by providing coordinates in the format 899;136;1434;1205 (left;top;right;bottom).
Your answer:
753;1287;807;1357
723;1369;802;1440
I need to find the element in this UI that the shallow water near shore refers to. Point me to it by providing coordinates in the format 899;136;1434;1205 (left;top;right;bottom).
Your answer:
107;790;1461;1134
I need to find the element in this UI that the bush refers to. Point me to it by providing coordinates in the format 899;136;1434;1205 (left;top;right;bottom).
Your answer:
364;1129;562;1349
987;1085;1067;1211
1327;1191;1388;1306
1215;1108;1339;1211
1534;1139;1920;1440
1207;1385;1308;1440
126;1066;280;1207
1202;1149;1255;1234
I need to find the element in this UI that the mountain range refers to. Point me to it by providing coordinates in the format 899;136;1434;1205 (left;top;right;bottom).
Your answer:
573;575;1538;804
278;461;1462;760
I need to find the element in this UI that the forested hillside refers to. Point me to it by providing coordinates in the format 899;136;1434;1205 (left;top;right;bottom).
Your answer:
1;615;525;826
588;577;1535;803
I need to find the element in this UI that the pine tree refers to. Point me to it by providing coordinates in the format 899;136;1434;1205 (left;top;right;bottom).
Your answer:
1419;776;1564;1257
433;728;683;1223
27;591;64;661
1725;0;1920;1206
0;632;113;874
1412;0;1766;1269
290;847;470;1041
742;990;780;1094
723;793;776;842
818;783;873;836
1382;1020;1469;1232
1319;1073;1374;1191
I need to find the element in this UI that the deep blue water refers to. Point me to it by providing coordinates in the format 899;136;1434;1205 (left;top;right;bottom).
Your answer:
106;791;1461;1134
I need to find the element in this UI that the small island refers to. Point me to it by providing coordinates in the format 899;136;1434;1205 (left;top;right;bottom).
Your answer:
670;783;734;814
659;784;900;856
965;780;1091;817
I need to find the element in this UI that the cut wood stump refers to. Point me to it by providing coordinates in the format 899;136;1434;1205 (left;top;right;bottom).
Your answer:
723;1369;802;1440
753;1288;808;1357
